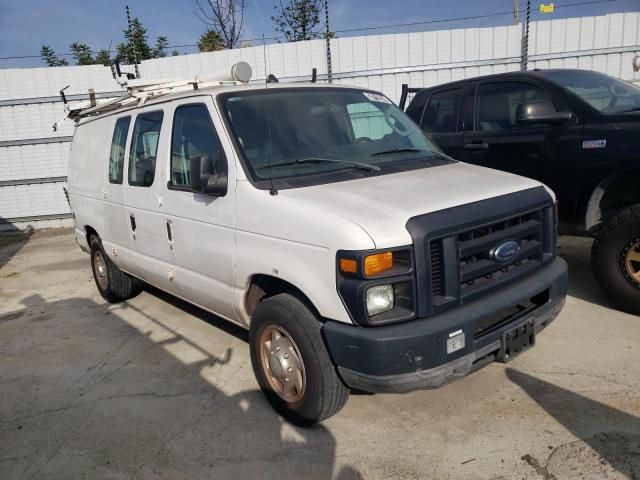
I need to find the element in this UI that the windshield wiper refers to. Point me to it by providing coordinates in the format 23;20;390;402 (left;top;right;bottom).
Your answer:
371;148;456;162
370;147;428;156
257;157;380;172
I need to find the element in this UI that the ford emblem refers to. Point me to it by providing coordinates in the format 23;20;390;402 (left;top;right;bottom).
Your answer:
490;240;521;263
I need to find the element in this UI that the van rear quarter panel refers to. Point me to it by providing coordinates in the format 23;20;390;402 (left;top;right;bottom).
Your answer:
67;119;110;246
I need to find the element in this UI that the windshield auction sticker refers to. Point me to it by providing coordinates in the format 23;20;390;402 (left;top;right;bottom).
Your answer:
363;92;392;104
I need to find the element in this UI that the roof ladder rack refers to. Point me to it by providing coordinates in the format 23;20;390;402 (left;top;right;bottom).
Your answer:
54;61;253;129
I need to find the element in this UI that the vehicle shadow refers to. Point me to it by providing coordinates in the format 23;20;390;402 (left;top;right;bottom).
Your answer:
0;219;34;270
0;292;361;479
506;368;640;478
556;235;615;310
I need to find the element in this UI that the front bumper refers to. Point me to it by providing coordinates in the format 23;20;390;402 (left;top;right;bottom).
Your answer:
323;257;568;393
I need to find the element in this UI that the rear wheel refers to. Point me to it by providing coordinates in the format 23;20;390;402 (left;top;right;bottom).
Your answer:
592;205;640;315
90;236;141;303
249;293;350;426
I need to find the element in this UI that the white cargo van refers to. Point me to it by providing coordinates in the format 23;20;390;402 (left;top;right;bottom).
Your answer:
67;64;568;425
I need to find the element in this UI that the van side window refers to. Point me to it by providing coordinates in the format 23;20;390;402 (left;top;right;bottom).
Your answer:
170;104;223;188
128;111;164;187
477;82;554;131
108;116;131;184
421;89;460;133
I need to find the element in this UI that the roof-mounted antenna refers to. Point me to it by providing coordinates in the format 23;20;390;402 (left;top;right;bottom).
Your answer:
311;67;317;83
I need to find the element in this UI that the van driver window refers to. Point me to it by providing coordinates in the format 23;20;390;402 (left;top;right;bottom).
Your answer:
170;104;222;187
108;116;131;184
128;111;164;187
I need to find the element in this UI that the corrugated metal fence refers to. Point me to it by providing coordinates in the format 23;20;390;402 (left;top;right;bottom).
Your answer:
1;12;639;230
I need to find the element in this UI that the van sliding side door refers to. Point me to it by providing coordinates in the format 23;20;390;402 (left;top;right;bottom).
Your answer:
124;109;179;294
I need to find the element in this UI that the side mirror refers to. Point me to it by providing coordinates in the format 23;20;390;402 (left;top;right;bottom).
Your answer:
515;100;572;125
189;155;228;196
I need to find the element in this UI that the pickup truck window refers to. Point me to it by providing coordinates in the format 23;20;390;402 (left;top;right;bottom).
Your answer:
477;82;553;131
543;69;640;114
421;89;460;133
220;88;441;183
108;116;130;184
170;104;222;188
128;111;164;187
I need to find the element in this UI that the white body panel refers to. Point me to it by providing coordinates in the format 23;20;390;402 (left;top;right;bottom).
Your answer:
67;84;549;327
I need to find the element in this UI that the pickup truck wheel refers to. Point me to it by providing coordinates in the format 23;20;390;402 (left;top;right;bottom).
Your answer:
592;205;640;315
249;293;349;426
90;236;141;303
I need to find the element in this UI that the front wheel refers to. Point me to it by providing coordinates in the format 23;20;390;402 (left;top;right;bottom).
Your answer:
592;205;640;315
249;293;350;426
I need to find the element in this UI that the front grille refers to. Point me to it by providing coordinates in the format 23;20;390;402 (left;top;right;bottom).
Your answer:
457;210;543;301
427;206;552;309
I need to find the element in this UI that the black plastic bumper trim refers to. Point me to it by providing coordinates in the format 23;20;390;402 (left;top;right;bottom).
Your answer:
336;299;564;393
323;257;568;385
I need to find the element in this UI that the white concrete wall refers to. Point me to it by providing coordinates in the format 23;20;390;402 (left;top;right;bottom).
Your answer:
0;12;639;230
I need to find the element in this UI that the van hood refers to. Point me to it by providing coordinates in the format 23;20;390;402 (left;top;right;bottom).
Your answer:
279;162;547;248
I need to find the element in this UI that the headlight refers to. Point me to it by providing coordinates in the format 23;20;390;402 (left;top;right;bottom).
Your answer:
366;284;395;316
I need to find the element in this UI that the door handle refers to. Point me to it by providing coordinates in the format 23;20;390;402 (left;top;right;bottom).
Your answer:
129;214;137;232
464;142;489;150
165;220;174;243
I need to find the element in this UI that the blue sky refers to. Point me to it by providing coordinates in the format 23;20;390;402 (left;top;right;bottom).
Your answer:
1;0;638;68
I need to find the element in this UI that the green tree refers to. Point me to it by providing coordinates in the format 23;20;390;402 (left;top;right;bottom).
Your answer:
171;50;181;56
94;49;112;65
69;42;94;65
153;36;169;58
272;0;323;42
116;17;152;63
197;29;224;52
116;18;171;63
40;45;69;67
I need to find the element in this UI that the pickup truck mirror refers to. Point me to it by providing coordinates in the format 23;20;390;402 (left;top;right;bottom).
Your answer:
189;155;228;196
515;100;572;125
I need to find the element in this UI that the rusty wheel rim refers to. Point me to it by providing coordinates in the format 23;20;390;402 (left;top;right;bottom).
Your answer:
259;325;306;403
623;238;640;286
93;251;108;290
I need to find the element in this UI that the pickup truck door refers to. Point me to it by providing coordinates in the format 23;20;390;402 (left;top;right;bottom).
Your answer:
160;98;238;322
461;80;556;183
418;87;464;160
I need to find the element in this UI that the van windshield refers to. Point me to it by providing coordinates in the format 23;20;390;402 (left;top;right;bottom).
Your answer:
219;88;445;184
544;70;640;114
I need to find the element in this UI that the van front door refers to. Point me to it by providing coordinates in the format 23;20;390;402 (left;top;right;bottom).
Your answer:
161;99;237;321
124;109;179;294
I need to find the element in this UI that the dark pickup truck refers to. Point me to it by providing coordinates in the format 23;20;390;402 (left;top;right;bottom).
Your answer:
401;69;640;315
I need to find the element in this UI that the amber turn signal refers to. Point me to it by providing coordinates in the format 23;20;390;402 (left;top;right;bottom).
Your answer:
364;252;393;276
339;258;358;274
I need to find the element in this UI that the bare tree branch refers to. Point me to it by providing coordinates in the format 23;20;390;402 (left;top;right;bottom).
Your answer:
194;0;245;49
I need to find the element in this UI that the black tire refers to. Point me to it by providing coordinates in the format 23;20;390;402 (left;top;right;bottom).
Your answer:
89;236;141;303
591;205;640;316
249;293;350;426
